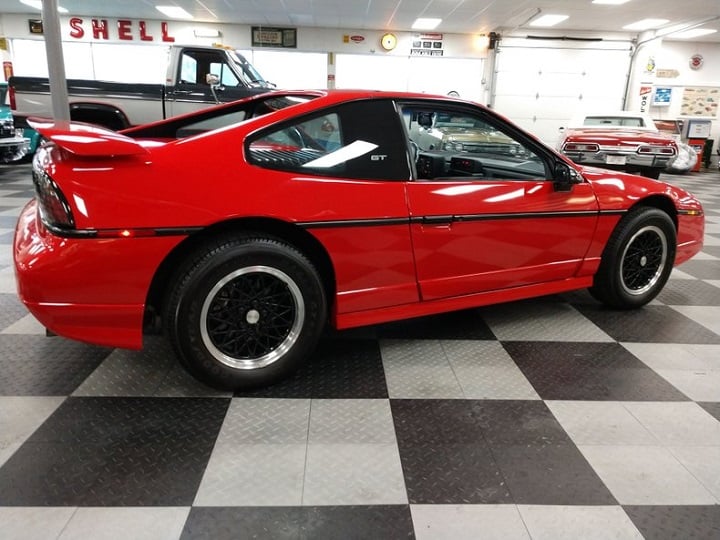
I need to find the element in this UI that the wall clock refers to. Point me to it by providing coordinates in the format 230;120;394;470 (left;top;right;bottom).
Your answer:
381;33;397;51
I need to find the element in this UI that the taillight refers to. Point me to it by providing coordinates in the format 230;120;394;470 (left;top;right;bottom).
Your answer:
8;86;16;110
32;169;75;230
637;145;676;156
563;143;599;152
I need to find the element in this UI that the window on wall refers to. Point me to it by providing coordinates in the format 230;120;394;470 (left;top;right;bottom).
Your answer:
240;50;327;89
248;100;410;180
399;102;547;181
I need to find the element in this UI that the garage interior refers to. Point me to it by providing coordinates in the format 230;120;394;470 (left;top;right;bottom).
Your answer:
1;1;720;538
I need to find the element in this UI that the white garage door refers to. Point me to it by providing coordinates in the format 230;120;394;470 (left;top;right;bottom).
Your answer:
493;39;632;146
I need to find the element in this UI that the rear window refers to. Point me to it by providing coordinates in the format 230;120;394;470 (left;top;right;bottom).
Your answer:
583;116;645;127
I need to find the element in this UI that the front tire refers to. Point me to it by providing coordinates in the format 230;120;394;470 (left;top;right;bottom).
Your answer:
166;235;327;390
589;207;676;309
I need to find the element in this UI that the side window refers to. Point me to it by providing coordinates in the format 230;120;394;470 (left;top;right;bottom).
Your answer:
247;100;410;180
401;104;548;181
179;53;197;84
209;61;240;86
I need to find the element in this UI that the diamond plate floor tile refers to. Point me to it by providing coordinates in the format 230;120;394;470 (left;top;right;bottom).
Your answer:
381;340;464;399
504;341;690;401
194;443;307;506
0;397;230;506
0;396;64;467
441;341;540;400
181;506;415;540
308;399;396;444
673;259;720;280
623;505;720;540
578;445;716;505
517;505;643;540
573;304;720;344
670;305;720;336
480;299;613;342
700;402;720;421
235;338;388;399
546;401;658;446
0;507;76;540
656;279;720;305
303;443;407;505
217;398;310;445
669;446;720;502
376;308;495;340
411;504;530;540
59;507;190;540
622;402;720;446
0;335;113;396
0;294;31;330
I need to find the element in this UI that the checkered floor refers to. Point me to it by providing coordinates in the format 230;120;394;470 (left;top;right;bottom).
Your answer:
1;161;719;539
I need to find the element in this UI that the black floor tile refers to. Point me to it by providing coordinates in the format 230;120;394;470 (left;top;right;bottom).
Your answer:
503;342;689;401
495;444;616;506
656;279;720;305
623;505;720;540
573;304;720;344
181;506;415;540
376;308;495;340
0;397;230;506
0;294;30;328
0;335;113;396
390;399;613;505
235;338;388;399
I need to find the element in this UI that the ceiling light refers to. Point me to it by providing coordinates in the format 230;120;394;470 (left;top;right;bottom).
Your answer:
592;0;631;5
20;0;68;13
529;14;569;27
412;18;442;30
156;5;194;19
670;28;717;39
622;18;669;31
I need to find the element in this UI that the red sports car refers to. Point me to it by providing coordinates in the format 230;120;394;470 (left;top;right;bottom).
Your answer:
14;90;705;389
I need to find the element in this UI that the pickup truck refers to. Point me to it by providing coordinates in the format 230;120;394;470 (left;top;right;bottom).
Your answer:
557;112;677;179
8;45;272;131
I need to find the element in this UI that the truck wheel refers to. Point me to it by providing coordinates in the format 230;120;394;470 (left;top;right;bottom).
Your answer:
589;207;676;309
166;235;327;389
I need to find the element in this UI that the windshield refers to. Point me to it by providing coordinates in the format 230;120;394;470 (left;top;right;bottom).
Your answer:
231;51;271;88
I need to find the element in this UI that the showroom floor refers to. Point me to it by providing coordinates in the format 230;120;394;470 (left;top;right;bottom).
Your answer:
0;161;719;539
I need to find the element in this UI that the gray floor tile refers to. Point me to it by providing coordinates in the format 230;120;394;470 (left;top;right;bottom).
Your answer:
670;305;720;335
0;507;76;540
669;446;720;502
217;398;310;445
308;399;396;444
194;443;307;506
579;445;716;505
411;504;530;540
0;396;65;467
303;443;407;505
622;402;720;446
517;505;644;540
59;507;190;540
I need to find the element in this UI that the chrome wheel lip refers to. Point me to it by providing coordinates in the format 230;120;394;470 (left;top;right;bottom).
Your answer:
619;225;668;297
200;265;305;370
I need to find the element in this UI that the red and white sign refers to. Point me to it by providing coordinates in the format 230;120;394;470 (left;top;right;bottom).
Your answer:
68;17;176;42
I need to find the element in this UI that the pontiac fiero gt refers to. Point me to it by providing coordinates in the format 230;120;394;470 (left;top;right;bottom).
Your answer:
14;90;704;389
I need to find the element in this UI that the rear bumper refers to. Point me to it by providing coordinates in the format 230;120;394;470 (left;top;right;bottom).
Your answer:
563;150;673;172
14;199;183;349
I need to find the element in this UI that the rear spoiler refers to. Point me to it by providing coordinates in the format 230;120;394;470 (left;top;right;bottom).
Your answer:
28;118;149;157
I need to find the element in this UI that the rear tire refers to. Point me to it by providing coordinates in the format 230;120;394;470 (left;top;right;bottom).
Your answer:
589;207;676;309
166;234;327;390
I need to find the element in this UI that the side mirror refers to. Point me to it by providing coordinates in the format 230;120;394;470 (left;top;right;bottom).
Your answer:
206;73;220;85
553;161;580;192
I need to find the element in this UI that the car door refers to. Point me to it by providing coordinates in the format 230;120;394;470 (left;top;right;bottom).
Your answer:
399;101;600;301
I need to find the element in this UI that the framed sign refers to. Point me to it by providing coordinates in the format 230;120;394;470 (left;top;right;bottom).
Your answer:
652;87;672;107
252;26;297;48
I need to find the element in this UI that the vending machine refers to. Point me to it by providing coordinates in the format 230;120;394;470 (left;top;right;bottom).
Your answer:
682;119;713;172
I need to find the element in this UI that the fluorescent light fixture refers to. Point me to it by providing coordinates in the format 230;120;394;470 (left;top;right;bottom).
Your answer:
529;14;569;27
156;5;194;19
20;0;68;13
592;0;631;5
622;18;669;31
194;28;221;38
670;28;717;39
412;18;442;30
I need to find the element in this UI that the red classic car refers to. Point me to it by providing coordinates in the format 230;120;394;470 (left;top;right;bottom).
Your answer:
14;90;704;389
558;112;677;179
